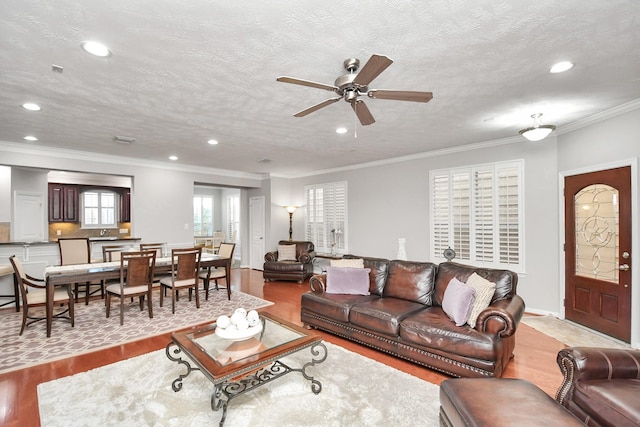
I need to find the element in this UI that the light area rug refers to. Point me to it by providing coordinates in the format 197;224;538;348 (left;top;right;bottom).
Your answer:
521;314;634;349
0;289;273;373
38;341;440;427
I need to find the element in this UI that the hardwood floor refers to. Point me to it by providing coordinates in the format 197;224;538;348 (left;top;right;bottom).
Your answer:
0;269;566;427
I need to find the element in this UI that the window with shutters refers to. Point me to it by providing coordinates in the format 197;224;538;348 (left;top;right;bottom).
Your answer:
226;194;240;243
193;195;213;237
430;160;523;270
81;189;117;228
305;181;347;254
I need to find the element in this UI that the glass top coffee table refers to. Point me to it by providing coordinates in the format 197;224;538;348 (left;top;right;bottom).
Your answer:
166;312;327;426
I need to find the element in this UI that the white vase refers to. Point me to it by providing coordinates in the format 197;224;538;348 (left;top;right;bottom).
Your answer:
397;238;407;260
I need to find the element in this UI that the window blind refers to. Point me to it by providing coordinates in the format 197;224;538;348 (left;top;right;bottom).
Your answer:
305;181;347;253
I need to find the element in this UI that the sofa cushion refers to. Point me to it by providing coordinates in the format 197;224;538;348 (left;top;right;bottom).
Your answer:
400;307;499;360
434;262;517;306
331;258;364;268
301;291;378;323
345;255;390;296
382;260;437;305
277;244;297;261
572;379;640;427
263;260;306;272
350;298;427;336
442;278;476;326
465;273;497;328
326;267;371;295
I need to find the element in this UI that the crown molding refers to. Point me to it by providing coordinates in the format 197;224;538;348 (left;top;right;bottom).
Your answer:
0;141;269;181
556;98;640;135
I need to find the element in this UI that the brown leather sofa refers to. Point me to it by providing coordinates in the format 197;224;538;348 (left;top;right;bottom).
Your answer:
301;256;525;378
556;347;640;427
263;240;316;283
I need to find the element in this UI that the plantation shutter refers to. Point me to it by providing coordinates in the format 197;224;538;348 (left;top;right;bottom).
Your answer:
430;160;522;270
305;181;347;253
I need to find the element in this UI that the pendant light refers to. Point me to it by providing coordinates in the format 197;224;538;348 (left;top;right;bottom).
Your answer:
519;113;556;141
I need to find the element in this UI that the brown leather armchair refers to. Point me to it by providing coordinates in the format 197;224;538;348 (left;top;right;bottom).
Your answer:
556;347;640;427
263;240;315;283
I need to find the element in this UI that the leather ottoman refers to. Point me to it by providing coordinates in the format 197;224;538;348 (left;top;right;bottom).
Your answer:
439;378;585;427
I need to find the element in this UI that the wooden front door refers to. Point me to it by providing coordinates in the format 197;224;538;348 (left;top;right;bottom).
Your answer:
564;166;632;342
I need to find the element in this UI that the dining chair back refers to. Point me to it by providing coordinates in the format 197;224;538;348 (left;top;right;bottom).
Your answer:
58;237;101;304
102;245;131;262
139;243;165;258
159;247;202;314
9;255;74;335
200;242;235;301
105;251;156;325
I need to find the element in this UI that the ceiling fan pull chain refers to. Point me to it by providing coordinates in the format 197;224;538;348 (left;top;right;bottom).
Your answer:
354;104;358;138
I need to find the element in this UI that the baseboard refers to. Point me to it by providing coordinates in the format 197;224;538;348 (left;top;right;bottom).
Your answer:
524;307;560;317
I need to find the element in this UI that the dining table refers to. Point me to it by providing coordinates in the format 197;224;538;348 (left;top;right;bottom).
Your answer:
43;253;230;337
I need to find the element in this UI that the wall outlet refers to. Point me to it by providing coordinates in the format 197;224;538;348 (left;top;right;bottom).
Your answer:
119;229;128;234
56;230;61;236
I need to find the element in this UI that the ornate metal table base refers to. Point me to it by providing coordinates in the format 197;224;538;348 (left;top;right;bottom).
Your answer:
166;341;327;427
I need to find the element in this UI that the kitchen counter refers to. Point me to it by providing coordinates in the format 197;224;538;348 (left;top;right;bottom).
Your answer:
0;237;141;245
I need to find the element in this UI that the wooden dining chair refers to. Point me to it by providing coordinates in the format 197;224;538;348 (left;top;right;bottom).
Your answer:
105;251;156;325
58;237;101;305
159;247;202;314
9;255;74;335
102;245;131;262
199;242;235;301
139;242;171;284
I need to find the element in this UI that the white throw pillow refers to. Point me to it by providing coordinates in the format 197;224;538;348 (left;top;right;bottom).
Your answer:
330;258;364;268
465;273;497;328
277;244;297;261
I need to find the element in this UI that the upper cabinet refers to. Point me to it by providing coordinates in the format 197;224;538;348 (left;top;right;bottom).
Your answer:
120;189;131;222
48;183;79;222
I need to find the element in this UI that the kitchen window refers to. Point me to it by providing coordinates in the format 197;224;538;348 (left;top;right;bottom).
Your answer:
81;190;117;228
430;160;523;271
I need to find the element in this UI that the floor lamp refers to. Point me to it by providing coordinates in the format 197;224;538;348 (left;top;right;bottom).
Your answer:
285;206;298;241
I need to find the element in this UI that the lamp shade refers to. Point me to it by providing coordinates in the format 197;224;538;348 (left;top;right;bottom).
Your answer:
519;125;556;141
519;113;556;141
285;205;298;214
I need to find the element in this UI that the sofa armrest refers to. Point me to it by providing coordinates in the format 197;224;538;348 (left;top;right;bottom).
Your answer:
309;274;326;293
556;347;640;405
265;251;278;262
475;295;525;338
299;250;316;264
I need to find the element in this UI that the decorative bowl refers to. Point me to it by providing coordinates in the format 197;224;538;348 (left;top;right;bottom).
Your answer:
215;322;263;341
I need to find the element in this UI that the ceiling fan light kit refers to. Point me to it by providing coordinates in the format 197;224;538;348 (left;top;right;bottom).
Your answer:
519;113;556;141
276;54;433;126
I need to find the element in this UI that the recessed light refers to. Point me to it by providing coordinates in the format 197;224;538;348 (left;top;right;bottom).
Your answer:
24;136;38;141
169;155;178;161
550;61;574;74
80;40;112;57
336;127;348;134
22;102;41;111
207;139;219;145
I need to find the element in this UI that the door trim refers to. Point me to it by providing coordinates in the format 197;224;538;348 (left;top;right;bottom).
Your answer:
558;158;639;347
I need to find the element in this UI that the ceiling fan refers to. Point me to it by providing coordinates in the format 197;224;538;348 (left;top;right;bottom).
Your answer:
276;54;433;126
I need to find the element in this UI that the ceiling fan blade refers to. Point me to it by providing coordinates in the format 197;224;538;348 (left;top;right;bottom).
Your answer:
293;97;341;117
276;76;338;92
368;90;433;103
351;100;375;126
352;54;393;86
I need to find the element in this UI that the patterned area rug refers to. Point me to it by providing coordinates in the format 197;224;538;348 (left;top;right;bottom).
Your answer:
38;341;440;426
0;289;273;373
521;314;634;349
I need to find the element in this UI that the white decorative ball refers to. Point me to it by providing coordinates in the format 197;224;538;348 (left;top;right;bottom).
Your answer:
236;317;249;331
247;310;260;326
230;311;244;325
216;315;230;329
234;308;247;318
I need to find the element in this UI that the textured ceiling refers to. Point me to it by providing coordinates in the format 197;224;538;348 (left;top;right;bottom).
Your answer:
1;0;639;177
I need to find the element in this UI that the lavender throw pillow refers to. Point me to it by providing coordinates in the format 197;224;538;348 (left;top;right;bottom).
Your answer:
325;267;371;295
442;278;476;326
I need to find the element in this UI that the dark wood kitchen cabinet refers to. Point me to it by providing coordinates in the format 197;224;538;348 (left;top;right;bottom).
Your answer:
48;184;79;222
120;189;131;222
